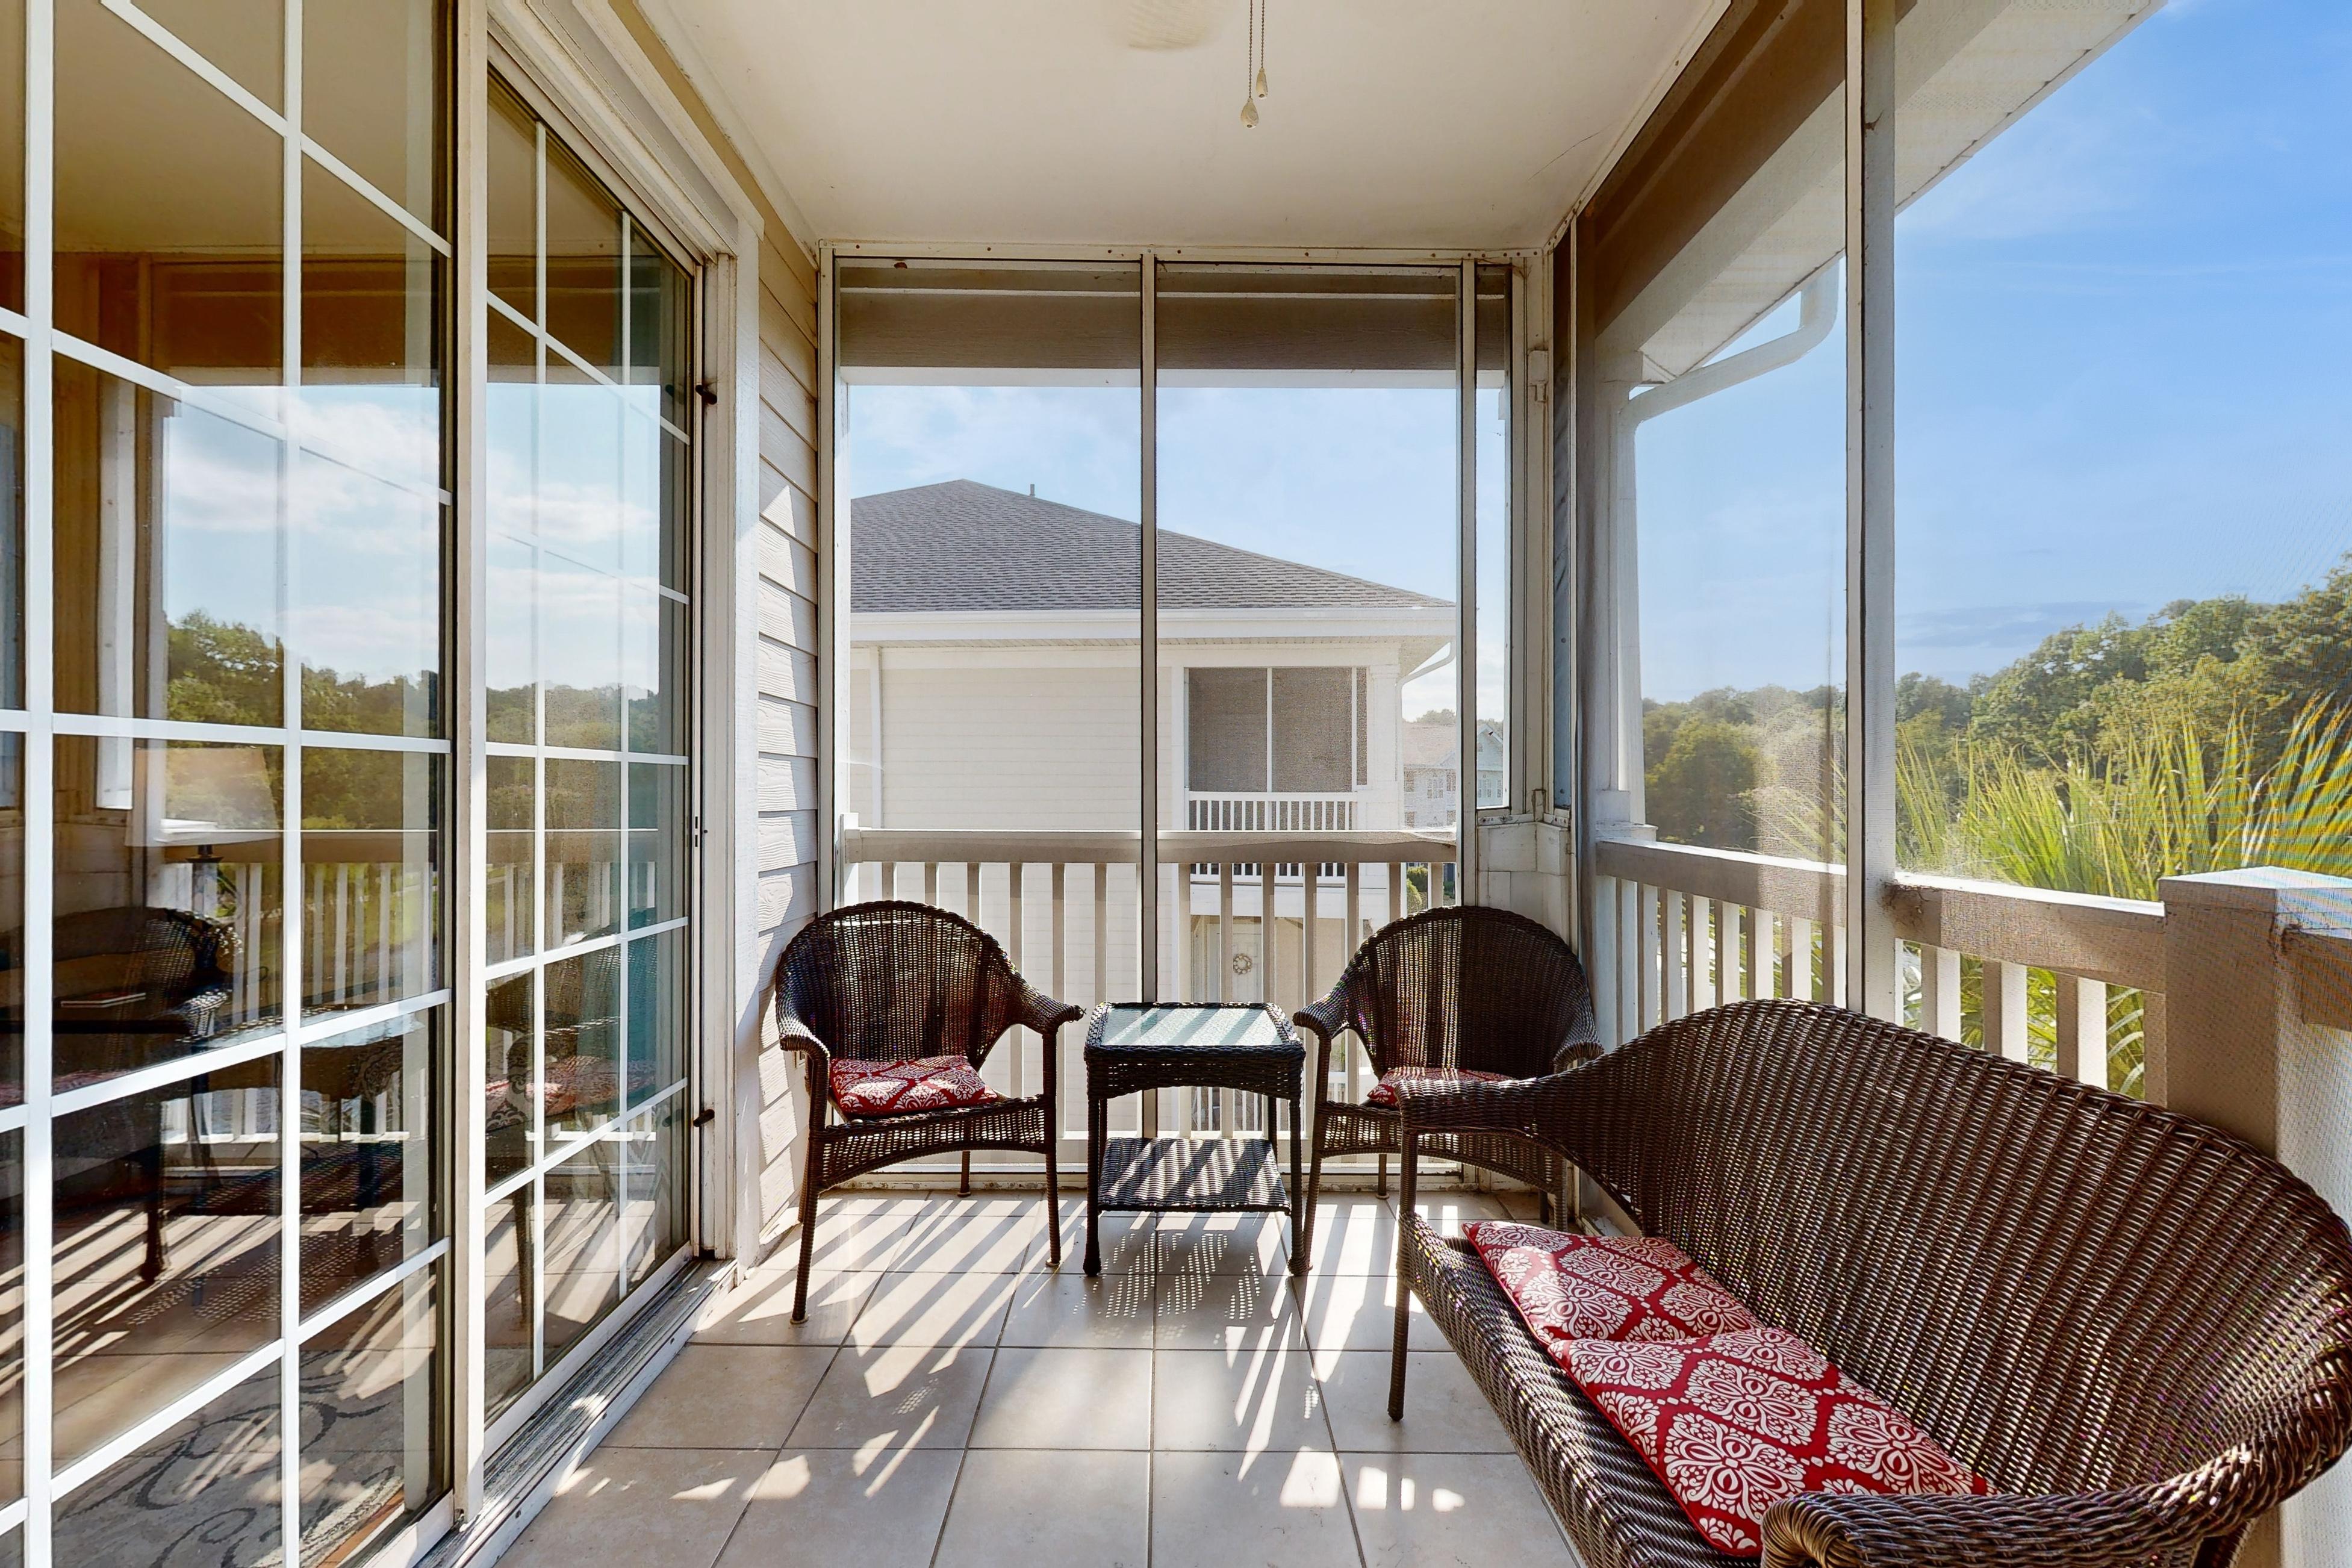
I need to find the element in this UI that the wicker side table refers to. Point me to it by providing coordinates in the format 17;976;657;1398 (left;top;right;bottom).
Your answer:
1083;1003;1306;1278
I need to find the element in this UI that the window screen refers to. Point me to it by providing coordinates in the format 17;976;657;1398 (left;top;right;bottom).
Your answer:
1187;668;1268;792
1271;668;1352;792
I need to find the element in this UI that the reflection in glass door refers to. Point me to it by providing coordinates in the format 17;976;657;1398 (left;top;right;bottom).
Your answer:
4;1;452;1564
478;76;694;1431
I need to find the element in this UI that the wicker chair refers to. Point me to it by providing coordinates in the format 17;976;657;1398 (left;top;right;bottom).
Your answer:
1388;998;2352;1568
771;901;1081;1322
1290;904;1600;1271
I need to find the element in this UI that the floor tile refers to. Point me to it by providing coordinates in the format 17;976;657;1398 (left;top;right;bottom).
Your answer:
1152;1211;1292;1278
784;1204;921;1277
969;1346;1152;1449
1317;1351;1514;1455
1300;1198;1403;1277
714;1448;962;1568
1395;1191;1513;1239
602;1345;833;1450
851;1269;1018;1352
1152;1344;1330;1457
1152;1262;1307;1352
788;1340;993;1455
1345;1452;1582;1568
1298;1269;1451;1369
1151;1449;1361;1568
500;1448;763;1568
892;1195;1053;1274
694;1269;876;1346
932;1448;1150;1568
998;1268;1155;1348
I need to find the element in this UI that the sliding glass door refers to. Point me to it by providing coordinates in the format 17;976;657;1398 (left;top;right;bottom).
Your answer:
478;73;696;1436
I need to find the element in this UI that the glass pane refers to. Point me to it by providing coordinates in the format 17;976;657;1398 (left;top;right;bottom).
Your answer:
483;1186;530;1422
1156;263;1460;1007
541;377;624;574
619;407;668;588
299;1270;443;1566
300;1012;435;1312
484;971;533;1188
0;338;19;708
623;588;682;754
486;533;537;744
626;762;683;929
55;0;281;402
300;157;444;496
0;737;22;1100
0;1130;20;1510
54;737;284;1090
487;79;537;322
303;0;442;233
1475;261;1511;815
628;226;691;429
544;759;619;946
136;0;282;109
841;260;1142;1006
543;142;622;379
542;554;622;751
54;369;284;724
51;1362;282;1567
626;927;683;1100
619;1098;684;1290
540;1138;618;1365
0;0;22;314
544;945;620;1136
53;1062;281;1466
297;455;441;736
1605;17;1845;865
300;749;440;1016
487;755;535;963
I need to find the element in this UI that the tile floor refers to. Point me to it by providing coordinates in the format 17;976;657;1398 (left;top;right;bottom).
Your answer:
500;1188;1586;1568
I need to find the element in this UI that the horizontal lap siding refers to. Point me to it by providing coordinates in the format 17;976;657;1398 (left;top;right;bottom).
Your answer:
755;231;821;1239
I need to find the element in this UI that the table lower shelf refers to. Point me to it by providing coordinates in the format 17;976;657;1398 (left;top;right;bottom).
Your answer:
1094;1136;1289;1213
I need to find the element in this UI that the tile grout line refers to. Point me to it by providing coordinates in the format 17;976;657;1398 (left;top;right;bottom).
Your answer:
1300;1241;1375;1568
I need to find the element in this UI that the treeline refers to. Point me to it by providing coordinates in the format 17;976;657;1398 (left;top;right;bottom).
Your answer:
1644;553;2352;886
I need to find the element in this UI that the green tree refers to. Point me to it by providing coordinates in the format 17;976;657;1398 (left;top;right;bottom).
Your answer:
1646;719;1759;850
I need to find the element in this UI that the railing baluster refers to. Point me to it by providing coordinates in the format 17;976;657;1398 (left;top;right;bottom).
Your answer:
1009;864;1026;1100
1719;901;1744;1003
2140;992;2169;1104
1343;862;1360;966
2055;972;2105;1086
1829;922;1849;1008
1691;897;1717;1010
1051;862;1067;1001
923;860;939;907
1984;959;2030;1062
1259;860;1278;1005
1218;862;1234;1005
1093;862;1109;1008
1921;945;1962;1041
1785;916;1814;1002
880;861;898;901
1302;862;1318;1023
1663;890;1688;1021
1387;862;1402;926
1637;884;1661;1031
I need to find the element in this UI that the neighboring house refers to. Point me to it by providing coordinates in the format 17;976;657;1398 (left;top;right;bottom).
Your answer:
1398;715;1506;827
848;479;1455;998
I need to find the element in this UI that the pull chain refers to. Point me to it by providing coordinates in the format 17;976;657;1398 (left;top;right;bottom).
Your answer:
1240;0;1260;126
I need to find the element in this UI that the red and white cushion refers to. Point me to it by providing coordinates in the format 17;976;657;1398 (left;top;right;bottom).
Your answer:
1468;1222;1757;1347
1363;1065;1510;1107
1566;1327;1986;1557
829;1054;996;1118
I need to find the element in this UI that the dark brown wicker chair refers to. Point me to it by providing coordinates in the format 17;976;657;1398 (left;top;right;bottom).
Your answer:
1290;904;1600;1271
1389;998;2352;1568
771;900;1081;1322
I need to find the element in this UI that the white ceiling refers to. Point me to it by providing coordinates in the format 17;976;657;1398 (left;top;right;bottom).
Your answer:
639;0;1714;252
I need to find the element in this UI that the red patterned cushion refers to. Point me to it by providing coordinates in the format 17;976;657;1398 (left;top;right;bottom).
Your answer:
1467;1222;1757;1346
1566;1327;1987;1557
830;1054;997;1118
1363;1066;1510;1107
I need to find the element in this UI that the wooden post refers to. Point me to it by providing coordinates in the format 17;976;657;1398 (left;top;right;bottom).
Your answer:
2163;868;2352;1568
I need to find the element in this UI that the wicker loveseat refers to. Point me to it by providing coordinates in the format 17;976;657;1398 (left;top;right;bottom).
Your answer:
1389;998;2352;1568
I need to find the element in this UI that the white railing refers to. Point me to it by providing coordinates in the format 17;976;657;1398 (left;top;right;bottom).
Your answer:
1185;792;1360;832
1591;836;2169;1100
841;826;1456;1166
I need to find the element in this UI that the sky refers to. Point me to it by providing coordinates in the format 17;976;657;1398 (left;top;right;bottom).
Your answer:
1637;0;2352;700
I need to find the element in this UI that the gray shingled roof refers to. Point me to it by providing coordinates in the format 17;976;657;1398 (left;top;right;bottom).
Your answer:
851;480;1452;614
